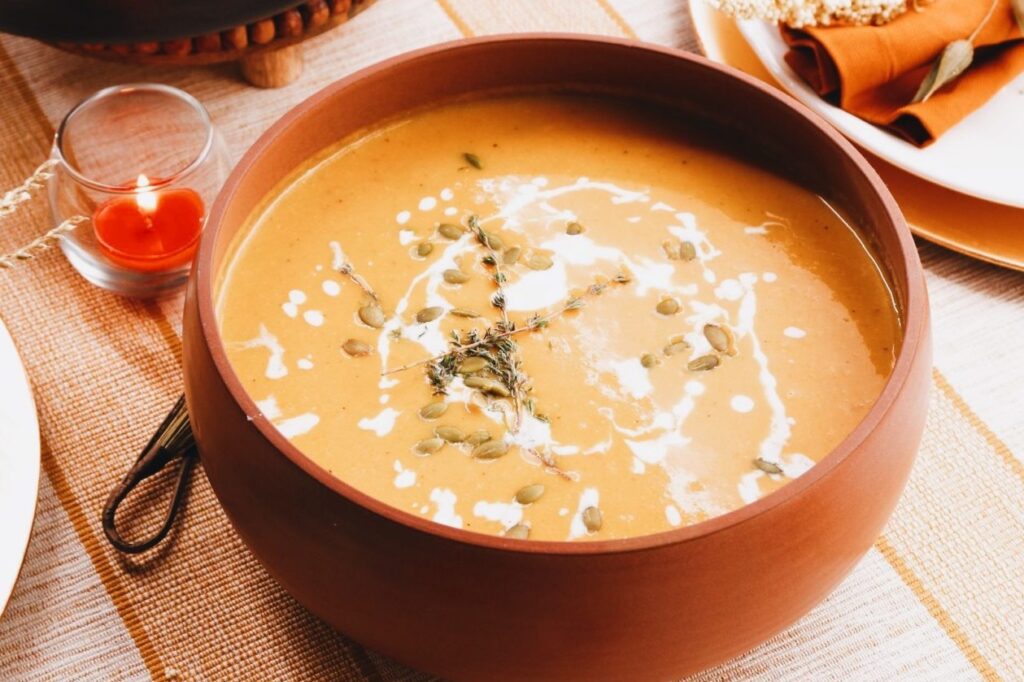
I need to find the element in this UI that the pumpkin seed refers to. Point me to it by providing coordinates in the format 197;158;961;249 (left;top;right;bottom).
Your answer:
414;437;445;455
704;324;729;352
464;375;511;397
458;356;489;374
434;425;466;443
656;298;680;316
443;269;470;284
465;429;492;446
582;506;603;532
481;231;503;250
502;246;521;265
415;306;444;323
438;223;464;240
358;303;385;328
504;524;530;540
526;253;553;271
416;242;434;257
754;458;783;475
515;484;545;505
566;221;585;235
342;339;371;356
473;439;509;460
687;354;720;372
640;353;659;369
663;340;690;356
463;375;491;389
484;382;512;398
419;402;448;420
680;241;697;261
463;152;482;169
450;307;480;318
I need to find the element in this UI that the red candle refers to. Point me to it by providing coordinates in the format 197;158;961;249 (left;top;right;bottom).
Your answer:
92;174;205;272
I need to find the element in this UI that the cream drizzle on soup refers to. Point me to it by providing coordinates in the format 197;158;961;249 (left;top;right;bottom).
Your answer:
217;94;900;541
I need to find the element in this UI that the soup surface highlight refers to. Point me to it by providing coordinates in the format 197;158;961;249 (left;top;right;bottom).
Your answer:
217;94;900;541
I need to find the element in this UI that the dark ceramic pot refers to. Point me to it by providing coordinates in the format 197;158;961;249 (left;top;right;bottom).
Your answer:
0;1;300;43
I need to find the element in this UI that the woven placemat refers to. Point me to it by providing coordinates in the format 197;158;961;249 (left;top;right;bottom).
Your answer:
0;1;1021;679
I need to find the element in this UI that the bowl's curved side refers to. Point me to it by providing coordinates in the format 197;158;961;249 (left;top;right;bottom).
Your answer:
184;35;932;680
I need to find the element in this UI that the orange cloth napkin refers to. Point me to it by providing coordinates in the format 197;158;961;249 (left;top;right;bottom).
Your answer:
783;0;1024;146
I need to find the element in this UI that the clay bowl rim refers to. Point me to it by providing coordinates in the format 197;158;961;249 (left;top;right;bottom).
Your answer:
194;33;927;556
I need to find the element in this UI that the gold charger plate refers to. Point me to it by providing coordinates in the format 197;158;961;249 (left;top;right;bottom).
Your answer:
688;0;1024;272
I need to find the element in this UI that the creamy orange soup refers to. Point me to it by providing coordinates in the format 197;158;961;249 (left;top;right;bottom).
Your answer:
217;94;900;541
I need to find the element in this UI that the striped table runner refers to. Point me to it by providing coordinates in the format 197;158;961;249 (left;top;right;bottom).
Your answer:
0;1;1020;679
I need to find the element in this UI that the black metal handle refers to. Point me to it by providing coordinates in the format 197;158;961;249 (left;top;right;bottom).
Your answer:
102;395;197;554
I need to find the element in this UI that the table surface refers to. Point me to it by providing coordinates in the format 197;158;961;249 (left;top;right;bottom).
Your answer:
0;1;1021;679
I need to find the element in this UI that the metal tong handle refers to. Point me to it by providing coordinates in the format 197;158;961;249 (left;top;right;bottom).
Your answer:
102;395;197;554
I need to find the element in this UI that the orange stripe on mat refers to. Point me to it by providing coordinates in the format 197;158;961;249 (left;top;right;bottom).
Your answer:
0;40;166;680
876;535;1000;680
0;50;51;143
873;370;1021;680
40;442;166;678
593;0;639;39
434;0;474;37
141;300;183;367
933;367;1024;486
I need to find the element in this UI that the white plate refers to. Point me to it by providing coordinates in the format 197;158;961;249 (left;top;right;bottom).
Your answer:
0;317;40;618
735;18;1024;209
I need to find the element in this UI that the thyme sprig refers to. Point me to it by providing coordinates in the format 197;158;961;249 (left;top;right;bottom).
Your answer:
333;243;380;302
526;446;574;481
426;325;522;396
467;214;524;425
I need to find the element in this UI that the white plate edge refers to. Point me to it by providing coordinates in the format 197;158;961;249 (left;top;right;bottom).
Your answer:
734;17;1024;210
0;317;41;617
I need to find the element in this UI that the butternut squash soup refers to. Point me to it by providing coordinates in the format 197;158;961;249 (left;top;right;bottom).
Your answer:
216;94;901;541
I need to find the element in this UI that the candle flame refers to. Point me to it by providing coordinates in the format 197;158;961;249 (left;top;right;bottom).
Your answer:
136;174;158;213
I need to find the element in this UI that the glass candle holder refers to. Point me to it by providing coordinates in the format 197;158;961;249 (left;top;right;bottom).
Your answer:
49;83;230;297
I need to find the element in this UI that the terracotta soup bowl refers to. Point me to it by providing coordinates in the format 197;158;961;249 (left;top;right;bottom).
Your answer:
183;35;931;681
